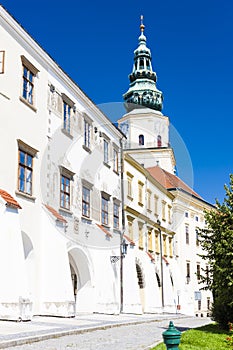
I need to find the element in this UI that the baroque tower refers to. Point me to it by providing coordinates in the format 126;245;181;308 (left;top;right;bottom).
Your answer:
119;17;175;174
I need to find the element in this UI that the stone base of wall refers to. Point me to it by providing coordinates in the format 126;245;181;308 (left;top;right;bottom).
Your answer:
0;298;32;321
40;301;75;317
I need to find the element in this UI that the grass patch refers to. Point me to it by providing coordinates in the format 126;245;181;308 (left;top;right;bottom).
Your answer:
152;323;230;350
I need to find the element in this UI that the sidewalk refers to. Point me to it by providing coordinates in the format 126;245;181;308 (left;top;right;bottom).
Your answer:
0;313;209;349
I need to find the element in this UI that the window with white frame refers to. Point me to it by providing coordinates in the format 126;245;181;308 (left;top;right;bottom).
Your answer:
17;140;38;196
104;139;109;164
147;190;152;212
162;200;166;221
82;186;90;218
138;223;144;249
64;102;71;132
61;94;74;135
148;229;153;252
127;172;133;199
60;166;74;210
138;181;144;206
113;148;119;173
101;192;110;226
20;55;39;108
113;201;120;229
83;116;92;150
154;195;158;216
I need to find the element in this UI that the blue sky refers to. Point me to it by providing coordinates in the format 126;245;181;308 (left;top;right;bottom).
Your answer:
2;0;233;204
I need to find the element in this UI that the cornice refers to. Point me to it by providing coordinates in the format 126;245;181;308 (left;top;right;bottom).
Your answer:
0;6;123;140
125;205;175;235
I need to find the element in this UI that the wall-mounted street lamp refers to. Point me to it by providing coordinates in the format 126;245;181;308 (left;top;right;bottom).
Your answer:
121;238;128;257
157;219;164;308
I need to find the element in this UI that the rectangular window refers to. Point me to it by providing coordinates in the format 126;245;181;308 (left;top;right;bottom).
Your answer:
162;200;166;221
147;190;151;212
63;101;71;134
20;56;39;108
113;202;120;229
128;221;133;241
138;181;144;206
101;196;109;225
185;211;189;218
104;139;109;164
127;172;133;199
168;205;172;224
185;224;189;244
18;150;33;195
84;119;91;149
197;263;201;281
155;232;160;254
154;195;158;216
82;186;90;218
60;175;70;210
0;50;5;74
148;230;153;252
163;235;167;256
22;65;34;105
169;237;173;257
138;224;143;249
198;300;201;311
113;148;118;173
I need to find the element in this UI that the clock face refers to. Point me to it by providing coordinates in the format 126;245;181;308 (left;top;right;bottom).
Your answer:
120;121;129;136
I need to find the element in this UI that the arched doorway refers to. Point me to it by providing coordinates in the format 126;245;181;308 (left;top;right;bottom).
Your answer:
69;263;78;301
68;247;92;313
135;260;145;312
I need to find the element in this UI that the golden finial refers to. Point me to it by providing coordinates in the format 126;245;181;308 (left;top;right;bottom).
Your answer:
140;15;145;33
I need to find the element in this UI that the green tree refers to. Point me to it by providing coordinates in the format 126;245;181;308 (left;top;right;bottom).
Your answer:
198;174;233;329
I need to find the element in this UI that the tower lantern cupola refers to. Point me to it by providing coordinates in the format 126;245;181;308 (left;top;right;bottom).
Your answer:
123;16;163;112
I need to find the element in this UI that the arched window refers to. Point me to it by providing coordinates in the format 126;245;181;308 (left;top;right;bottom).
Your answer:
157;135;162;147
139;134;144;146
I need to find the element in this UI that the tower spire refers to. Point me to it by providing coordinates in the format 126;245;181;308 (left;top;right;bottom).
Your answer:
123;17;163;112
140;15;145;33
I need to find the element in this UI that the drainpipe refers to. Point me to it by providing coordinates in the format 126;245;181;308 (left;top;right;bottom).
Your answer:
120;138;125;313
157;219;164;308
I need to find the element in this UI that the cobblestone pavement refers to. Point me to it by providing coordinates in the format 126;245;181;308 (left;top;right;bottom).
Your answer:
2;316;212;350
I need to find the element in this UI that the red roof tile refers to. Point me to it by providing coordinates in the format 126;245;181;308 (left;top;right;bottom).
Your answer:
147;251;155;262
96;224;113;237
44;204;67;223
0;189;22;209
123;234;136;246
162;256;169;265
147;166;201;198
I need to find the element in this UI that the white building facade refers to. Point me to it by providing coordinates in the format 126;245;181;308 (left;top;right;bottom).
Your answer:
0;5;124;320
0;7;213;320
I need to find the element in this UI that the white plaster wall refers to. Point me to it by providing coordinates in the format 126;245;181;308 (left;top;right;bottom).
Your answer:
0;204;31;319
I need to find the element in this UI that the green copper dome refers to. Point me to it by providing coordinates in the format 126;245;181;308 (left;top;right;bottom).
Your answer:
123;17;163;112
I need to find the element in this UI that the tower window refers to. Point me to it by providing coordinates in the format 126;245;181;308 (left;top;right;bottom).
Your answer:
157;135;162;147
139;134;144;145
139;58;144;69
146;59;150;70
